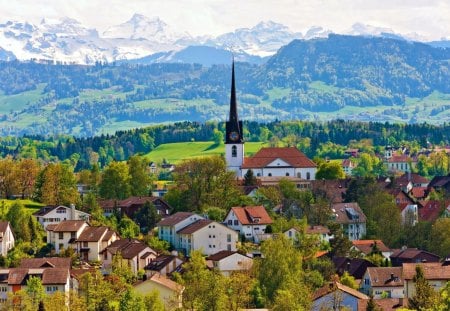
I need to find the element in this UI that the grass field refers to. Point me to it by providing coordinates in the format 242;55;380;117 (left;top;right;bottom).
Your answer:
0;199;44;214
0;84;46;114
145;141;269;164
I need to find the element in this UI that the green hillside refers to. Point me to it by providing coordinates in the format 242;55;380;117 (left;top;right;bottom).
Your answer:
145;141;268;164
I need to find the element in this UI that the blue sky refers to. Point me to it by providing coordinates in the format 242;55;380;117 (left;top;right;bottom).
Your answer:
0;0;449;40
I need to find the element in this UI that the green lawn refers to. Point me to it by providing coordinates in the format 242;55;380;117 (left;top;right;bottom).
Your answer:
0;199;44;214
145;141;268;164
0;84;46;114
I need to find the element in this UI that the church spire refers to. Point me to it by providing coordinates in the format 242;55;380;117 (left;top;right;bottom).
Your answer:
229;59;238;125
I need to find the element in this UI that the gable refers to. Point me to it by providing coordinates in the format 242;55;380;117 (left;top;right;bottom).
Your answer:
266;158;292;168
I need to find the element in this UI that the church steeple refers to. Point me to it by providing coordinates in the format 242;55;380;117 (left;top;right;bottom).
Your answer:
226;60;243;144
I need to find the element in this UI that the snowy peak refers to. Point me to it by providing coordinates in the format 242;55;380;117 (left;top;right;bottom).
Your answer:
40;17;98;37
103;14;189;43
303;26;332;40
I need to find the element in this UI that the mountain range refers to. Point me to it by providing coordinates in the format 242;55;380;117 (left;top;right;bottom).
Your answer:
0;34;449;137
0;14;448;66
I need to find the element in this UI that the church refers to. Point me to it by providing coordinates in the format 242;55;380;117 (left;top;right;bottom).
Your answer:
225;62;317;180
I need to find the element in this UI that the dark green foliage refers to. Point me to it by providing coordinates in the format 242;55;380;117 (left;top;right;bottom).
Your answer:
134;201;161;233
409;265;439;309
243;169;257;186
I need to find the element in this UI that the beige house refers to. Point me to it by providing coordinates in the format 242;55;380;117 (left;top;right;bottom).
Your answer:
206;250;253;276
102;239;157;275
402;262;450;299
134;273;184;309
0;221;14;257
177;219;238;256
145;254;184;277
76;226;119;262
360;267;404;299
46;220;89;253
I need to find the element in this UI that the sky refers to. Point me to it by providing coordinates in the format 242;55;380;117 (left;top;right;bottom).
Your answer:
0;0;449;40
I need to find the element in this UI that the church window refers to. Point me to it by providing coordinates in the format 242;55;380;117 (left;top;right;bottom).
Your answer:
286;173;290;176
257;173;261;177
232;145;237;157
268;173;272;177
297;172;301;178
306;172;311;180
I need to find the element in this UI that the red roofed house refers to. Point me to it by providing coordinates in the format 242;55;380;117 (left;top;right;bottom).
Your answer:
224;206;273;242
386;155;416;174
360;267;404;299
46;220;89;254
102;239;157;275
419;200;447;222
99;196;171;220
177;219;238;256
351;240;392;260
342;159;356;176
403;262;450;299
312;281;369;311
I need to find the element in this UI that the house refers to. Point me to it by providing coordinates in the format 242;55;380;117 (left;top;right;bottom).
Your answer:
360;267;404;299
398;203;418;226
331;202;367;241
7;267;71;296
145;254;184;277
157;212;204;248
390;248;440;267
332;257;376;280
311;179;350;203
99;196;171;219
177;219;238;256
102;239;157;275
284;225;333;244
19;257;71;269
419;200;446;222
402;262;450;299
386;155;415;173
240;147;317;180
395;173;429;189
342;159;356;176
46;220;89;254
33;204;90;229
312;281;369;311
76;226;119;262
134;273;184;309
224;205;273;243
206;250;253;276
427;175;450;195
351;240;392;260
0;221;14;257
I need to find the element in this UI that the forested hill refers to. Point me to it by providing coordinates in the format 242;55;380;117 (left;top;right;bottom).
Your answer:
0;35;449;137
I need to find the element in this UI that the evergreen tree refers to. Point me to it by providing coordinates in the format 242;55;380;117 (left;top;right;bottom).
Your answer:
409;265;438;309
244;169;257;186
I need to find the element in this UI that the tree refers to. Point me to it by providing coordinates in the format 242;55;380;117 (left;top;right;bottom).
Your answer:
224;271;254;311
429;218;450;257
256;234;310;308
409;265;439;309
6;202;32;242
243;169;257;186
25;276;46;310
118;216;140;239
0;156;18;198
119;288;145;311
34;163;79;206
99;161;131;199
340;271;358;289
134;201;161;233
16;158;40;199
143;290;165;311
316;161;345;180
128;155;151;196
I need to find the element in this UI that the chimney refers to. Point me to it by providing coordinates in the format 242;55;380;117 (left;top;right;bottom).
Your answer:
391;273;395;280
70;203;76;220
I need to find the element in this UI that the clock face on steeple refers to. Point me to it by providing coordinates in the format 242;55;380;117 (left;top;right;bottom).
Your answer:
229;131;239;141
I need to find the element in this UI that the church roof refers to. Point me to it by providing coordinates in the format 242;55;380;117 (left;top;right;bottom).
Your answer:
242;147;316;169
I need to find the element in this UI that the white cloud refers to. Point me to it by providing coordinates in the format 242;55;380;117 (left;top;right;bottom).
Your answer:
0;0;448;39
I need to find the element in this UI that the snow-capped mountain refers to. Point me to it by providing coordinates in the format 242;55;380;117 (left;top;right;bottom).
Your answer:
0;15;448;65
207;21;301;57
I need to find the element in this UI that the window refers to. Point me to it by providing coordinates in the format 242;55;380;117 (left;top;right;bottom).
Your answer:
83;242;88;247
71;232;76;239
286;172;290;176
56;208;66;214
232;145;237;157
234;220;239;226
59;232;64;240
227;244;232;251
227;234;231;242
306;172;311;180
297;172;301;178
268;173;272;177
227;220;232;225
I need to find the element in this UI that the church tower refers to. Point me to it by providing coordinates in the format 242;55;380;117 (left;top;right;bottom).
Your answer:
225;61;244;176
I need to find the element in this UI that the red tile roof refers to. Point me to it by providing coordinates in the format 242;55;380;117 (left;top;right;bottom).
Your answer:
105;239;155;259
306;225;330;235
20;258;71;269
242;147;316;169
331;202;366;224
206;250;238;261
396;173;429;185
352;240;390;254
402;262;450;280
313;281;369;300
419;200;445;222
365;267;403;287
42;268;69;284
157;212;196;226
77;226;111;242
410;187;427;199
177;219;213;234
50;220;87;232
387;155;412;163
230;205;273;225
0;221;10;234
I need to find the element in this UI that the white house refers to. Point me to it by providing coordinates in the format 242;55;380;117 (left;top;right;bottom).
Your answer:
399;203;418;226
386;155;416;173
145;254;184;277
33;205;90;229
342;159;356;176
76;226;119;262
102;239;157;275
224;205;273;243
0;221;14;257
312;282;369;311
46;220;89;253
360;267;404;299
351;240;392;260
157;212;204;249
206;250;253;276
177;219;238;256
331;203;367;241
